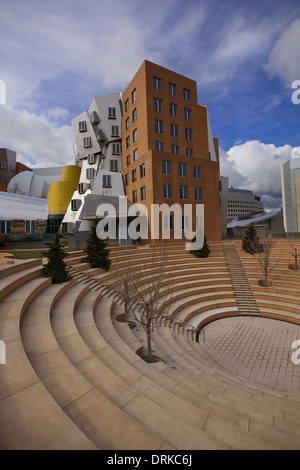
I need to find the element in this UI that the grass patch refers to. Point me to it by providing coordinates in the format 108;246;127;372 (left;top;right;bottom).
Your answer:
3;249;72;260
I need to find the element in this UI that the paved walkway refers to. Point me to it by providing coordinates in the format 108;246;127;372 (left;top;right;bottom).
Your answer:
203;316;300;394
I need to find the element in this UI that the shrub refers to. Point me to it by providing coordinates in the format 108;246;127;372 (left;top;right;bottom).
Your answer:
83;225;111;270
190;235;210;258
43;234;72;284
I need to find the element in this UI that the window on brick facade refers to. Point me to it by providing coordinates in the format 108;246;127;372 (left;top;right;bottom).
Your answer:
195;187;202;200
169;83;177;97
163;183;172;198
179;163;187;177
162;160;171;175
169;103;177;117
153;76;162;91
155;119;163;133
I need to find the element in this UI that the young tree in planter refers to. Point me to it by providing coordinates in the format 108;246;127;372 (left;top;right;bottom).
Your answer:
104;256;135;322
242;224;261;254
43;234;72;284
254;234;281;287
83;224;111;270
286;234;299;270
190;235;210;258
106;247;173;362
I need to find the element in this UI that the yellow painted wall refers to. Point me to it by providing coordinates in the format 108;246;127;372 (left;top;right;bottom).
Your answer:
47;165;80;215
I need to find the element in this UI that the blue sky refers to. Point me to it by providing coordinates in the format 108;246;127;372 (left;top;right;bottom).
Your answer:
0;0;299;208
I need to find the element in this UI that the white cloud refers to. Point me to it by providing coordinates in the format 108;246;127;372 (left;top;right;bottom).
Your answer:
0;104;75;167
46;107;69;121
220;140;300;201
266;18;300;86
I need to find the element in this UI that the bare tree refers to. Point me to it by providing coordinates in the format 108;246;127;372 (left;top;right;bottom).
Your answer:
286;233;300;270
253;234;281;287
106;247;174;362
104;256;136;322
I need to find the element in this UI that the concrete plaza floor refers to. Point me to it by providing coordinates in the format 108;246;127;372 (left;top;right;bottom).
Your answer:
203;316;300;394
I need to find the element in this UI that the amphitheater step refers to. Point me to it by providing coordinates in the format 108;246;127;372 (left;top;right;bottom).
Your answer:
222;244;261;317
0;278;97;450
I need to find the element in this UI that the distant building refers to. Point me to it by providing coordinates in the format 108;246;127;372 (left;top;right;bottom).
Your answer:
219;176;229;238
0;148;31;191
227;210;284;238
227;187;264;222
121;60;221;243
0;192;48;247
281;158;300;234
61;92;125;249
7;167;65;198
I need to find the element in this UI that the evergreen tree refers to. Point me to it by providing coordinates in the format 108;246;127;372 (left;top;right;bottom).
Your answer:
83;225;111;270
242;224;260;254
42;234;72;284
190;235;210;258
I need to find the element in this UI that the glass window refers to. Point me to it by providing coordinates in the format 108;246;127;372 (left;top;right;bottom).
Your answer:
163;183;172;198
111;125;119;136
133;128;137;142
184;108;191;121
87;153;95;164
126;136;130;148
140;163;145;178
171;123;178;137
110;160;118;171
71;199;80;211
126;155;130;166
156;141;164;151
132;190;137;203
25;220;31;234
140;186;146;201
86;168;95;179
108;107;116;118
180;185;188;199
112;143;120;154
169;83;177;97
125;174;129;186
195;187;202;200
133;148;138;161
171;144;179;154
125;117;130;129
185;128;192;141
6;220;12;234
186;147;193;157
132;88;136;103
155;119;163;134
125;99;129;111
179;163;187;177
194;165;201;179
132;168;137;182
132;108;137;122
162;160;171;175
153;76;162;91
154;98;163;112
103;174;111;187
169;103;177;117
79;121;86;132
83;137;91;148
183;88;190;101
